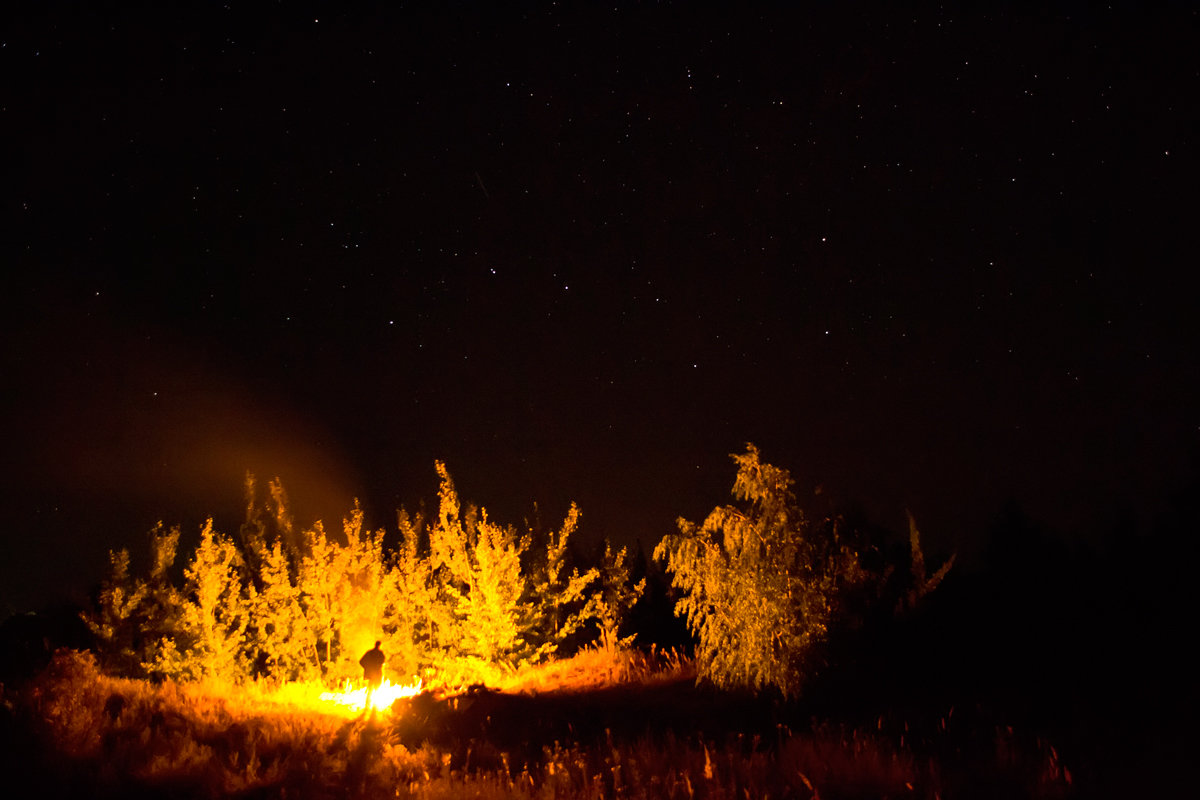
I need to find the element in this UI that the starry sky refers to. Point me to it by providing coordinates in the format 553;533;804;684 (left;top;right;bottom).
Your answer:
3;3;1197;614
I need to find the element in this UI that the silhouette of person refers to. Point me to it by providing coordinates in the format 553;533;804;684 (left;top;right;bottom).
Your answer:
360;641;385;705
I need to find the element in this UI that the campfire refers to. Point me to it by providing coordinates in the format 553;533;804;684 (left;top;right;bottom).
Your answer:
319;676;424;713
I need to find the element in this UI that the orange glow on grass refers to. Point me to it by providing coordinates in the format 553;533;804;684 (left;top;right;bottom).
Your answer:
319;676;423;713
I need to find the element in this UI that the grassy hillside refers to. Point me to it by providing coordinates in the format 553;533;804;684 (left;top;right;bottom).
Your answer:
1;648;1073;800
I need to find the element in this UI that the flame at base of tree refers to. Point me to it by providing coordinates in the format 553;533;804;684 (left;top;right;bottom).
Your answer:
319;676;424;713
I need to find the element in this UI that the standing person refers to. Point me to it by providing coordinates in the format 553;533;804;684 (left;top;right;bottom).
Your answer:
360;641;385;708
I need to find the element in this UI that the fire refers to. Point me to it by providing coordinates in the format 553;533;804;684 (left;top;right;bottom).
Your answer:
319;676;424;713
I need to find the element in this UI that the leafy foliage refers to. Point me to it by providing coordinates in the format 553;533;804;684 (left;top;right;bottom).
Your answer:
519;502;603;661
251;538;318;681
84;462;642;690
424;462;604;683
585;541;646;651
383;506;441;678
152;519;251;682
83;523;184;676
329;503;390;682
83;548;145;674
655;445;871;698
429;463;528;671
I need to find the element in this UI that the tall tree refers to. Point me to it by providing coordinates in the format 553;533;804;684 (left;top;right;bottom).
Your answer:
252;538;318;681
585;540;645;652
84;523;185;677
83;548;146;675
153;519;251;683
298;520;342;675
655;445;866;698
520;503;600;662
428;462;528;677
382;507;440;679
333;502;389;682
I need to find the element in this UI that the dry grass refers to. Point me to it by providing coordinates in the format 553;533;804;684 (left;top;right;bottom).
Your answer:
10;649;1074;799
496;644;695;695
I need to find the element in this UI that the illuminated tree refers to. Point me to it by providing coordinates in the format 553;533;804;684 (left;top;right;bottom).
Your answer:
284;504;394;684
154;519;251;682
584;540;645;652
330;503;390;683
85;523;185;677
383;507;442;679
83;460;653;689
140;523;187;664
520;503;601;662
239;474;300;592
460;511;527;663
297;519;341;674
655;445;866;698
251;538;319;682
83;548;146;675
429;462;528;678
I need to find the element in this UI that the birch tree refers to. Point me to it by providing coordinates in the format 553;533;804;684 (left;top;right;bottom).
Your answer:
655;445;865;698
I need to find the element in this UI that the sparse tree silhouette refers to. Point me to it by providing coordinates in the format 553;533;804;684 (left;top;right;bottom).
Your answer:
896;512;956;615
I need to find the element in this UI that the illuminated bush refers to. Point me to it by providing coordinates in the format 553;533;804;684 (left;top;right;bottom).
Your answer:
583;540;645;652
84;523;184;676
151;519;252;682
655;445;868;698
85;461;642;689
425;462;611;680
384;506;442;679
252;538;321;682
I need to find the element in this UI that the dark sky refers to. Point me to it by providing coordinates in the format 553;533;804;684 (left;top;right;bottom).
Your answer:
3;3;1197;614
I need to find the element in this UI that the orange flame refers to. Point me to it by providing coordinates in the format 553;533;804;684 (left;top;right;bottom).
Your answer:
319;676;423;713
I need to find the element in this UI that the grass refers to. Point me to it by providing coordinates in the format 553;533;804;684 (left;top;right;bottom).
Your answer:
494;643;695;695
3;648;1075;799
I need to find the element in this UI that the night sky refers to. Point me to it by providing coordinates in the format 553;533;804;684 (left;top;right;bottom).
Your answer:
3;3;1197;615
